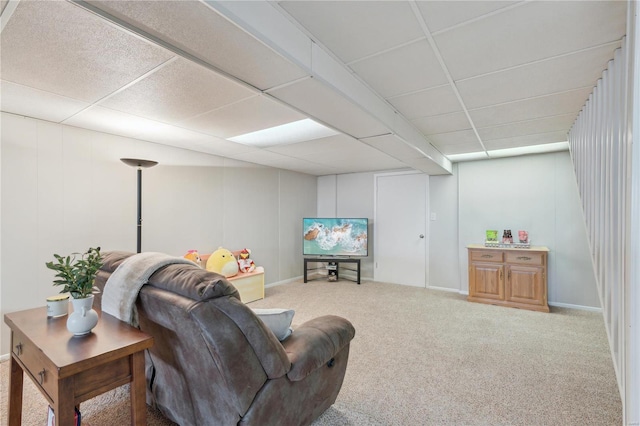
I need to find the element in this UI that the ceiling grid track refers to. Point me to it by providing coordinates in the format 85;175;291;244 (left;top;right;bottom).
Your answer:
408;0;488;155
456;39;626;84
61;56;179;124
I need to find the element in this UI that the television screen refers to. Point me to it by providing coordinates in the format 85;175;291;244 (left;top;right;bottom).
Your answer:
303;218;368;257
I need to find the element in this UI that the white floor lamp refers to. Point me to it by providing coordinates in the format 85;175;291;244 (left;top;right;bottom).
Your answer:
120;158;158;253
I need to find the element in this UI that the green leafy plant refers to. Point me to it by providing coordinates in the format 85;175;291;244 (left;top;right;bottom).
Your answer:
46;247;103;299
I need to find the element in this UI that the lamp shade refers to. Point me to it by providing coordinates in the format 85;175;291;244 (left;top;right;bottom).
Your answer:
120;158;158;168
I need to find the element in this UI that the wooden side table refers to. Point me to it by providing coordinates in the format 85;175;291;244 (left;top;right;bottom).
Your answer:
5;306;153;425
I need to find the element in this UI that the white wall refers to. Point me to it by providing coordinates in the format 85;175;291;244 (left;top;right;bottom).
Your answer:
429;164;460;290
457;151;598;307
315;172;378;278
319;152;599;309
0;112;317;355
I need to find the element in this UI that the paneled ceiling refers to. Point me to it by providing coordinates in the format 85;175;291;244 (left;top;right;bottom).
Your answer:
0;0;627;175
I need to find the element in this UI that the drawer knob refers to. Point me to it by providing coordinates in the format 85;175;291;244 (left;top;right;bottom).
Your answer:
481;254;492;258
15;343;22;356
38;369;46;385
517;256;532;261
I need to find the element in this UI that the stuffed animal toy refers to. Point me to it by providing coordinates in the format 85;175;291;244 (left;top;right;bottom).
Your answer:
183;249;201;266
237;248;256;273
205;247;239;277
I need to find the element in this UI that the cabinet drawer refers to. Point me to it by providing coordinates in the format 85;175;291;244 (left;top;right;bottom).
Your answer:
12;329;57;401
470;250;503;262
505;252;545;266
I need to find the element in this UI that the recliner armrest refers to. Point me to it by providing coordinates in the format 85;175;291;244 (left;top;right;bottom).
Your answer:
282;315;355;382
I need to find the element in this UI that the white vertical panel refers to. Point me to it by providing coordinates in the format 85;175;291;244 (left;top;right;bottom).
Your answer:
568;22;639;422
316;175;337;217
278;170;317;279
626;1;640;422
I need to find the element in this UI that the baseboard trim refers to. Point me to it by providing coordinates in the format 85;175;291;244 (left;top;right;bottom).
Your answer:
426;285;462;293
265;276;302;288
548;301;602;312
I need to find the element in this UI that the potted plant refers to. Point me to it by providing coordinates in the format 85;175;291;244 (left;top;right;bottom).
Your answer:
46;247;103;299
46;247;103;335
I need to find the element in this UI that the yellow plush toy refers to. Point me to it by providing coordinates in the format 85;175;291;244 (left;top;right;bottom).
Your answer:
205;247;239;277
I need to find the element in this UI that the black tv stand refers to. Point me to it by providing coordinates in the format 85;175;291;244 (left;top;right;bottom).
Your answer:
304;257;361;284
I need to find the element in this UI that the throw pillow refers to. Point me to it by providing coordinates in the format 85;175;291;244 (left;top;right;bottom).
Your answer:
252;308;295;341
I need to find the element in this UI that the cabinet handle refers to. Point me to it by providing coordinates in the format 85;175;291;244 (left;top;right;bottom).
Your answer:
38;369;46;385
15;343;22;356
517;256;532;261
508;270;511;279
500;270;503;279
481;254;492;258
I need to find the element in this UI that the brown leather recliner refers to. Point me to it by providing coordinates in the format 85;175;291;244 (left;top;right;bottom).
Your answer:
94;251;355;426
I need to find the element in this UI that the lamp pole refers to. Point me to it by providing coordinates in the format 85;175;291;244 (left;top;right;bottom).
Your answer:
120;158;158;253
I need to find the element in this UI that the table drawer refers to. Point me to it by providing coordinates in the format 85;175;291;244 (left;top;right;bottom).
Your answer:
470;250;503;262
12;329;57;401
505;251;545;266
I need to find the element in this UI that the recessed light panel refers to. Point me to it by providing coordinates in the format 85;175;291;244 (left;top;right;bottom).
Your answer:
227;118;339;148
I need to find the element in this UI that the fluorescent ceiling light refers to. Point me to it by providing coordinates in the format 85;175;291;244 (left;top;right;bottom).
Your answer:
446;151;488;162
488;141;569;158
447;141;570;162
228;118;339;147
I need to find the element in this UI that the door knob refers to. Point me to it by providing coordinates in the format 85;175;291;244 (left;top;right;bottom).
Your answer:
419;234;425;238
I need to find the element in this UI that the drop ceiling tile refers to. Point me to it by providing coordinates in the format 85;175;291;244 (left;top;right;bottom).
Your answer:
0;80;90;123
428;129;481;152
389;85;461;119
227;149;328;173
267;134;359;156
417;1;520;34
278;1;423;63
64;105;253;156
349;39;448;98
100;58;255;124
434;1;626;80
285;162;340;176
131;123;255;157
269;77;388;138
297;142;407;171
64;105;161;140
411;111;471;135
484;131;569;151
180;95;305;139
457;42;621;109
468;87;593;128
0;1;173;103
437;142;484;156
89;0;306;90
478;114;574;141
360;134;425;160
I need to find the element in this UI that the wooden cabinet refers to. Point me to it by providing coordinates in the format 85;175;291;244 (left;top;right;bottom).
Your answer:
467;245;549;312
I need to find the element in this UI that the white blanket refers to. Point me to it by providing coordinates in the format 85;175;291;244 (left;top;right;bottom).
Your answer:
102;252;195;326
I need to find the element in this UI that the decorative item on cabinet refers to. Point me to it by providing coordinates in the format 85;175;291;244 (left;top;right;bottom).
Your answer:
467;244;549;312
485;229;530;248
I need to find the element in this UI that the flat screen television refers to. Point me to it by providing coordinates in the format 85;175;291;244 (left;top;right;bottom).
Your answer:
303;218;368;257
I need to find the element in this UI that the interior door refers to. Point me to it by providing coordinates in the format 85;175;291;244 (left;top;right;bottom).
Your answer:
374;172;428;287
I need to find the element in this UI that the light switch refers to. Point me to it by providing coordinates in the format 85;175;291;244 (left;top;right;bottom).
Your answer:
430;212;437;221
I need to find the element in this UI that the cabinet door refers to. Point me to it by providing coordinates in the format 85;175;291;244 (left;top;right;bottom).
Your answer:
470;263;504;300
506;265;546;306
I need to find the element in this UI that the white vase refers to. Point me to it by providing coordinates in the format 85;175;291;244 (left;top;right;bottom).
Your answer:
66;294;99;336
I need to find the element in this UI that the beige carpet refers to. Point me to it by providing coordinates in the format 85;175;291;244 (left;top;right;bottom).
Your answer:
1;279;621;425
